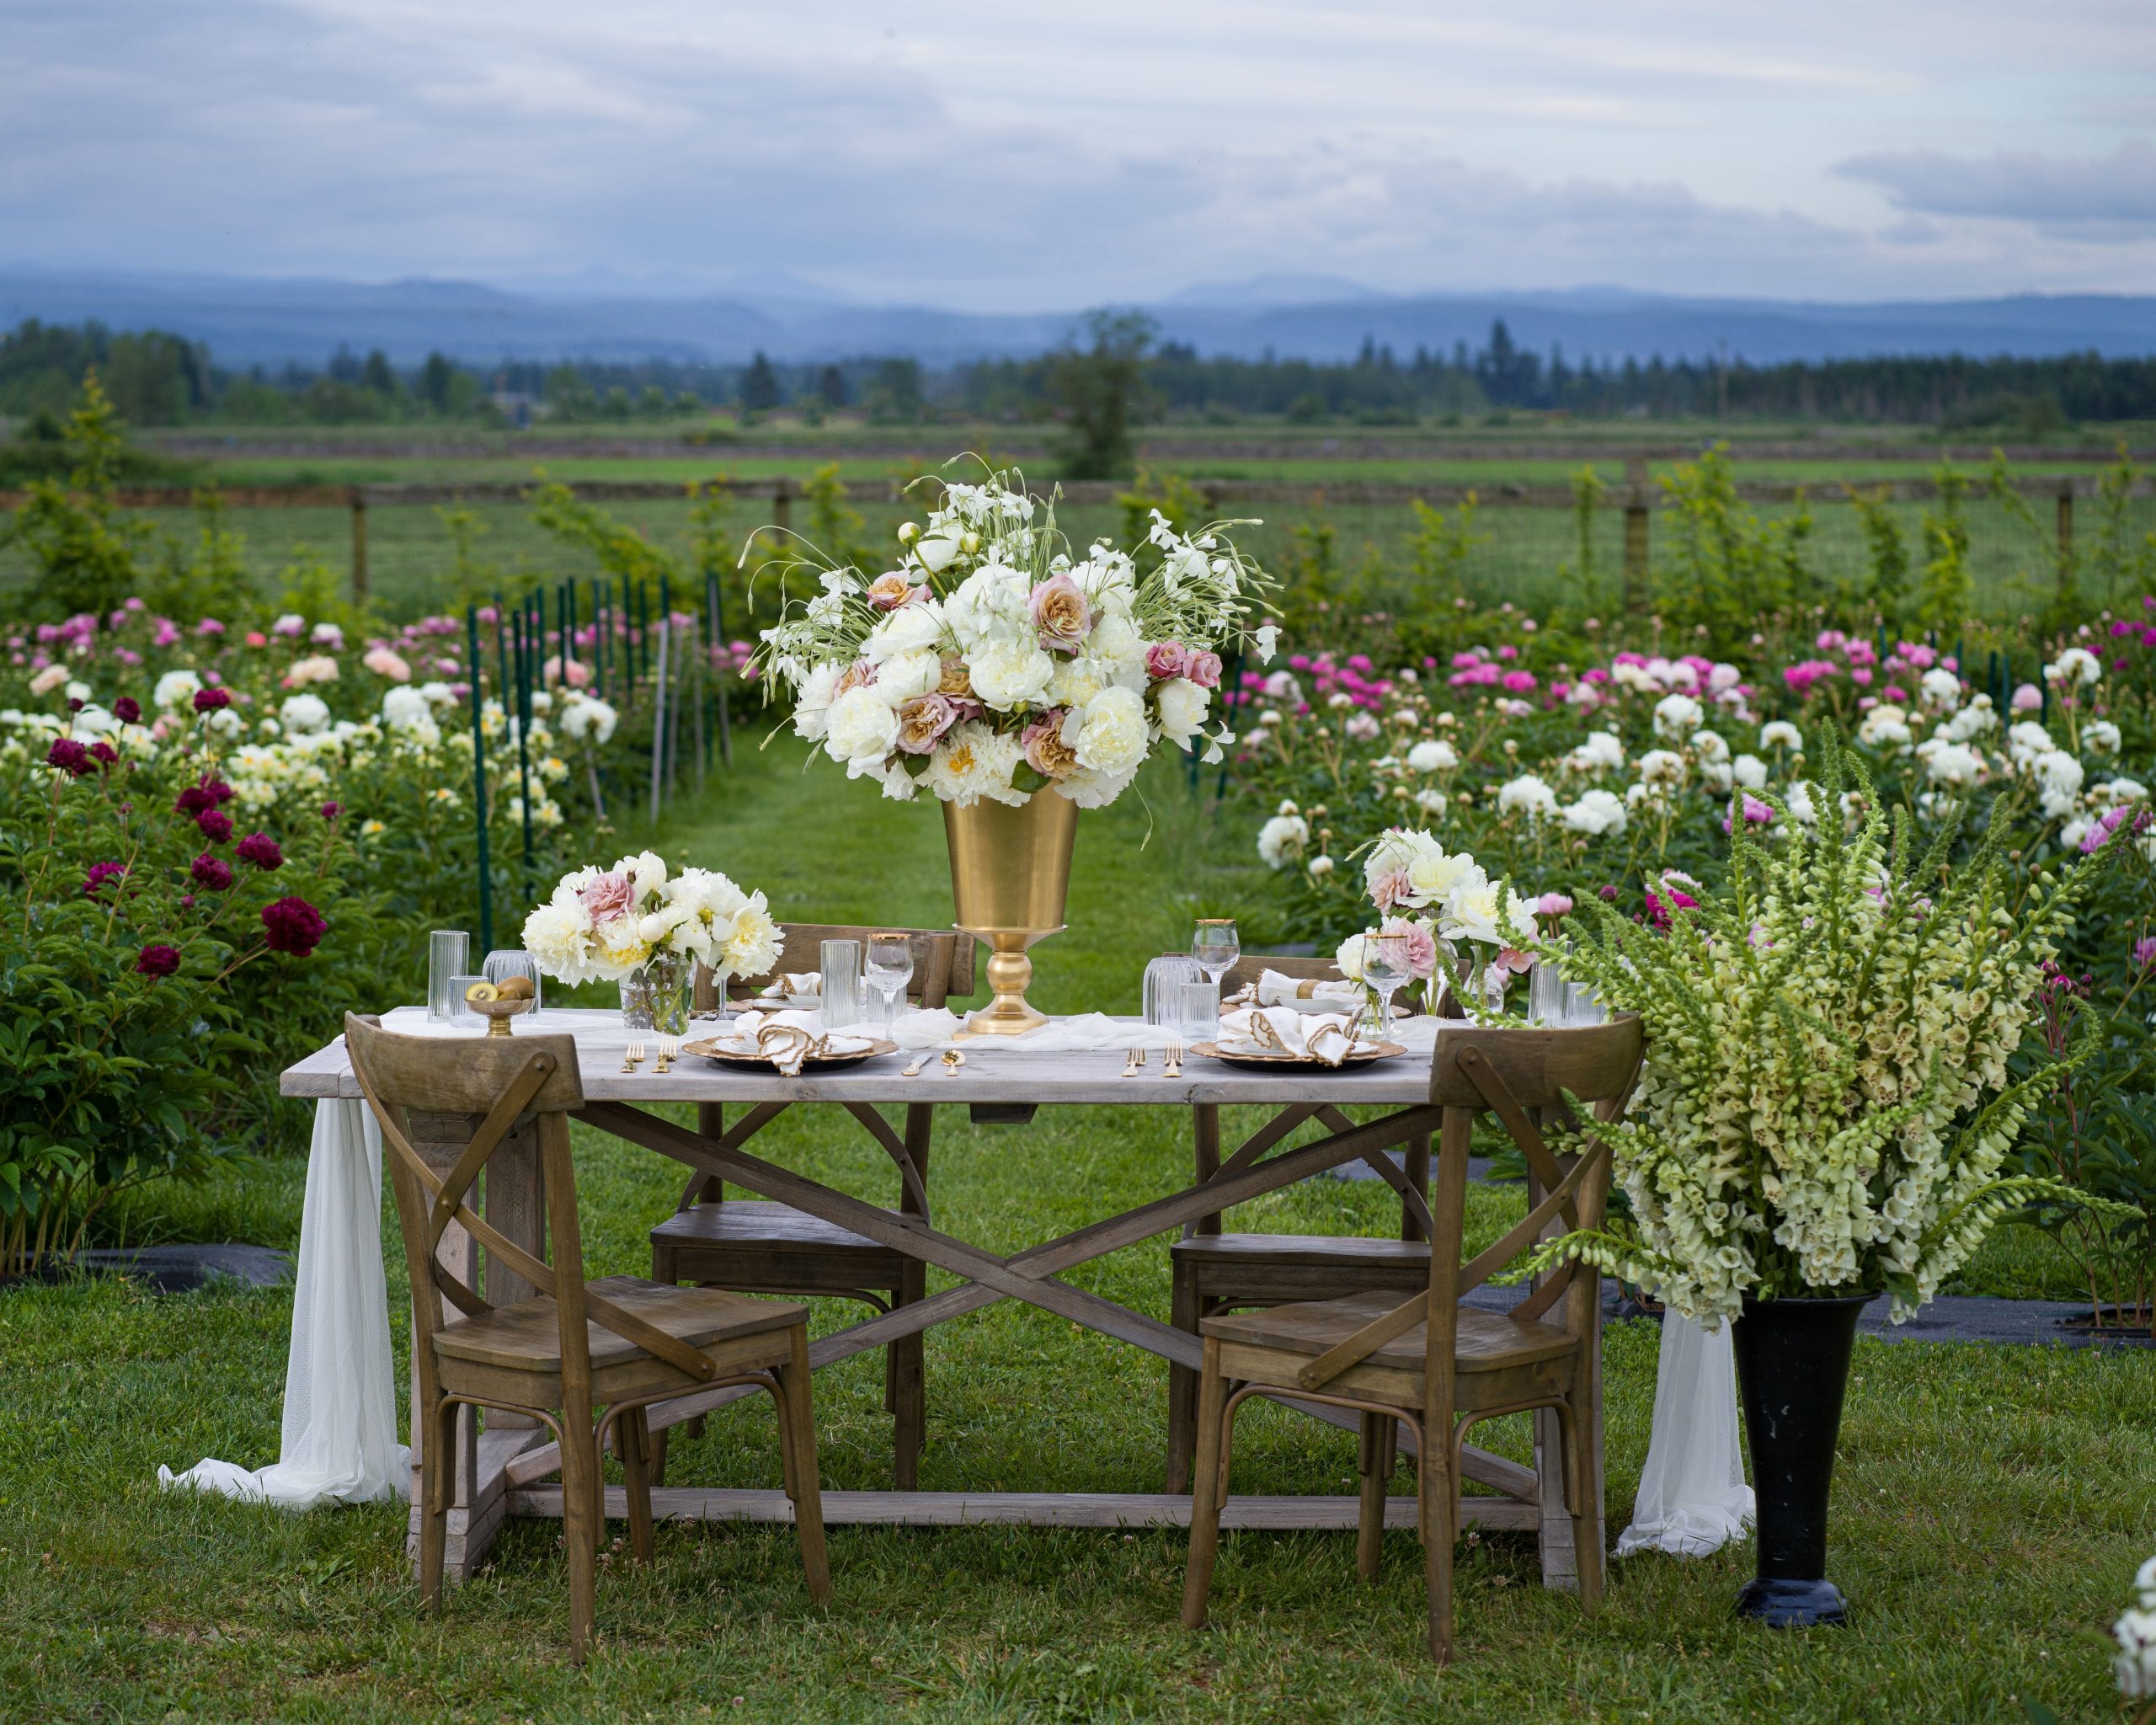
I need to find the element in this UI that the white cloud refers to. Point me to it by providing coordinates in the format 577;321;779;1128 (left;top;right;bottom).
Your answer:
1837;140;2156;233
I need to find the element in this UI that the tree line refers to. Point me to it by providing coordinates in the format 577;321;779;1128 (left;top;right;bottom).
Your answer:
3;312;2153;444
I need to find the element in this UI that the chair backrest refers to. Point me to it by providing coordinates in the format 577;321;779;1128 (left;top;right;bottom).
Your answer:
1291;1015;1643;1396
345;1014;724;1397
695;923;976;1012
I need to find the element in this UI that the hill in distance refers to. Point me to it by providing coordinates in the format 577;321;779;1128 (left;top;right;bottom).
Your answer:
2;265;2153;371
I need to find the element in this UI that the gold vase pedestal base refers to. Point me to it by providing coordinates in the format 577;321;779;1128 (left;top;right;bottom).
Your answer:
943;793;1079;1039
961;931;1065;1036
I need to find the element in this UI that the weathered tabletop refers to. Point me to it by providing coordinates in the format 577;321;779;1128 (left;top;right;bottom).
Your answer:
283;1008;1590;1583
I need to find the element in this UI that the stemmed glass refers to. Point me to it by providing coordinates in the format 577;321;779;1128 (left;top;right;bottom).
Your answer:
1190;918;1239;1033
1364;932;1410;1043
864;932;915;1039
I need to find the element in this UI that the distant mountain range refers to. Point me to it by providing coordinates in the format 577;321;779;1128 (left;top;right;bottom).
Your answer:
3;266;2153;371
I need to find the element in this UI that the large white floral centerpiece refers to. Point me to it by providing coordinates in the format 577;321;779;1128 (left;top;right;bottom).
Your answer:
522;850;782;1031
750;463;1279;809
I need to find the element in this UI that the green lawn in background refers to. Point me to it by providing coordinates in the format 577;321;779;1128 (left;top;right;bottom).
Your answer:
1;740;2150;1723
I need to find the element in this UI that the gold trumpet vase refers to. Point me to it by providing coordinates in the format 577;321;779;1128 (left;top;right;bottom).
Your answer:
942;791;1078;1035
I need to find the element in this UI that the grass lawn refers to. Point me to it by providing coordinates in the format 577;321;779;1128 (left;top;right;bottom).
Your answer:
2;743;2151;1722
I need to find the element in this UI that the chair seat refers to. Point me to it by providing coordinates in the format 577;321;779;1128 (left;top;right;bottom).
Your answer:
652;1200;903;1261
1201;1289;1575;1375
434;1275;806;1373
1171;1232;1432;1269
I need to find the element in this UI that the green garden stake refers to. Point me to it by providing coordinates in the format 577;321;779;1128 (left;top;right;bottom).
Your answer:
708;568;733;768
492;591;509;697
465;605;494;954
510;607;536;890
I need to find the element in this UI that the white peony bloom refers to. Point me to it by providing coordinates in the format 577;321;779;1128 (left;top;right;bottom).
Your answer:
281;693;332;734
1732;753;1769;791
382;686;434;731
1925;742;1985;790
1919;667;1962;710
1566;730;1625;773
925;722;1025;808
876;649;944;706
824;684;900;772
1690;729;1732;765
1760;720;1801;750
1563;788;1628;837
154;669;203;709
2007;719;2056;765
1497;773;1558;820
1070;686;1148;776
865;599;947;663
2034;749;2084;818
2095;777;2149;807
1652;693;1704;738
1941;697;1998;743
790;664;840;741
1155;676;1210;748
1785;780;1818;825
1336;932;1372;981
1256;813;1310;869
1415;788;1447;815
969;638;1058;710
522;900;597;984
1637;749;1685;786
561;694;619;745
1406;739;1458;773
2084;718;2122;754
2046;646;2101;687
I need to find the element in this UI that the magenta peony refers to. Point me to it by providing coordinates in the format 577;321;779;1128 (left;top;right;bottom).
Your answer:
190;853;235;891
261;895;328;957
135;944;182;977
236;832;285;871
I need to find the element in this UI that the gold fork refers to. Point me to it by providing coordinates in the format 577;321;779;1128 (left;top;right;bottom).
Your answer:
1163;1039;1183;1078
622;1039;646;1073
1121;1046;1145;1077
654;1037;678;1073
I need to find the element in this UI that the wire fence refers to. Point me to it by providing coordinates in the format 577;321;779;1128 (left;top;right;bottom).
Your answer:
4;471;2153;625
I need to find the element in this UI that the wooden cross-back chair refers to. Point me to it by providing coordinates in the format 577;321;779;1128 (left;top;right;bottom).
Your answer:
346;1014;830;1660
1180;1017;1642;1664
1166;952;1457;1492
655;923;976;1487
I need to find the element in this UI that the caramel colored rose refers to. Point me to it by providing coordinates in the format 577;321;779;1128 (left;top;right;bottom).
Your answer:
894;693;958;756
1027;572;1092;654
867;572;923;611
937;658;974;698
1022;712;1080;778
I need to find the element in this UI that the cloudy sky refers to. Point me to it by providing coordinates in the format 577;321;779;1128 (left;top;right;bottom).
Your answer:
4;0;2153;307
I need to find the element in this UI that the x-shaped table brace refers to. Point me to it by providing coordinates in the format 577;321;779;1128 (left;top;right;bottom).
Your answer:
503;1093;1528;1498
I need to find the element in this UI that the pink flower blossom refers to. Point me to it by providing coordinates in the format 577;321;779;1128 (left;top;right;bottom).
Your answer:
1145;641;1188;680
362;646;412;681
579;872;636;924
1535;892;1574;918
2011;683;2043;712
1186;649;1223;688
1376;917;1437;980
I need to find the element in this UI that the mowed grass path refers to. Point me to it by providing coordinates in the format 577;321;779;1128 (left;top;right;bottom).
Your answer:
1;742;2151;1722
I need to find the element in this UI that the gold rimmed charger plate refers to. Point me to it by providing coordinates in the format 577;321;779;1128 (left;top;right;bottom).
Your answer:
680;1035;898;1072
1191;1039;1406;1071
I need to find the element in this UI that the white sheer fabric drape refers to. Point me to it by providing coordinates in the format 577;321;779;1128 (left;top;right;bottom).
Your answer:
1615;1310;1753;1557
159;1097;409;1509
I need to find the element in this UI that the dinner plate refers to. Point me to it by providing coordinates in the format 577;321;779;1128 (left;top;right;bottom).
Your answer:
680;1035;896;1072
1191;1039;1406;1071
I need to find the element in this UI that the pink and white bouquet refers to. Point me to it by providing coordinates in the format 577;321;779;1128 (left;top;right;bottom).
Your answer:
1336;828;1541;1018
521;851;782;985
750;463;1278;810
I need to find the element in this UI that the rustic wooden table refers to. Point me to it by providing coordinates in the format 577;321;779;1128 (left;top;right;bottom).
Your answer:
281;1008;1598;1585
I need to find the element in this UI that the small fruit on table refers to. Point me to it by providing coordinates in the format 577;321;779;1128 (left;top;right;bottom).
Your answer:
464;981;500;1002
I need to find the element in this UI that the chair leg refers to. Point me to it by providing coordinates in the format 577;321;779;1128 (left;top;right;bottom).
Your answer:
1356;1412;1394;1580
1562;1395;1604;1614
418;1396;455;1609
778;1326;832;1604
1421;1427;1456;1664
621;1407;656;1565
770;1375;801;1503
893;1263;926;1489
559;1421;600;1663
1166;1268;1202;1493
648;1423;670;1488
1179;1339;1230;1629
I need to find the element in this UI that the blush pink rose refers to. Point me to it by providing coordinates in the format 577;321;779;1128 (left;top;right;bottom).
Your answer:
579;872;636;924
362;646;412;681
1022;710;1080;778
1376;917;1437;980
1145;640;1188;680
1368;866;1412;912
1186;649;1224;688
1028;573;1092;654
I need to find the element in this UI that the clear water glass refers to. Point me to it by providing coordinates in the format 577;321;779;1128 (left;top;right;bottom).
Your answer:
1174;978;1219;1043
449;973;487;1027
428;930;470;1021
1191;917;1239;1026
863;931;914;1039
483;948;542;1021
1565;980;1607;1026
1364;935;1409;1040
1144;955;1203;1026
820;938;863;1028
1528;959;1567;1027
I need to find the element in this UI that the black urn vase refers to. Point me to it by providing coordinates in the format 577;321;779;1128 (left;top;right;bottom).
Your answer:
1731;1292;1875;1627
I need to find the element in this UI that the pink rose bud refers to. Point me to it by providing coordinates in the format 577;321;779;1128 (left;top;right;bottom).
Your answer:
1145;640;1187;680
1186;649;1223;688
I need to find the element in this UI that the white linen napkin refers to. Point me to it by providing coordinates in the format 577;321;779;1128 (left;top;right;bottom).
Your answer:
715;1010;873;1076
756;972;823;998
1217;1005;1365;1065
1251;969;1360;1007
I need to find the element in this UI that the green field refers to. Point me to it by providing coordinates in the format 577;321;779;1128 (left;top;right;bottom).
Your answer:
1;742;2148;1723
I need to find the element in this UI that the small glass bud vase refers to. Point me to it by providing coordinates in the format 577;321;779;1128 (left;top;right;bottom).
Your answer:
621;953;691;1034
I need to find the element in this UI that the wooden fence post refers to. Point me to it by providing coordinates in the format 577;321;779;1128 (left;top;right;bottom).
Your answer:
772;477;792;537
350;490;370;606
2057;479;2076;603
1621;456;1650;613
